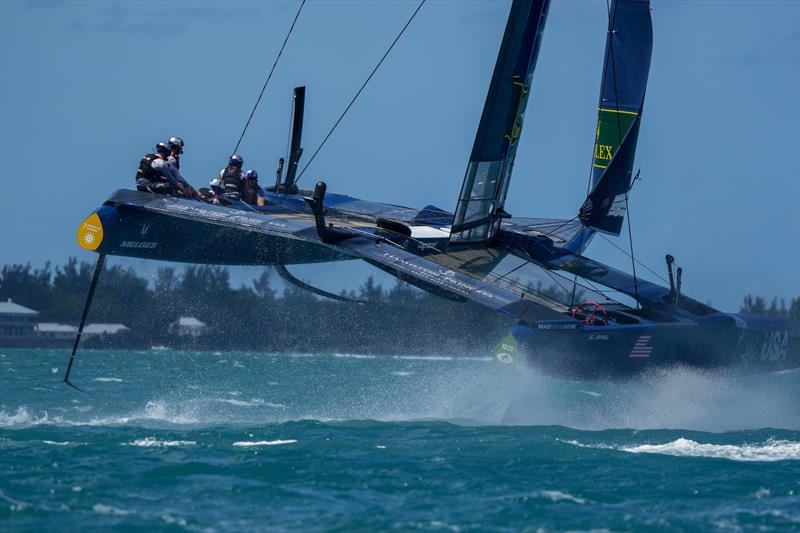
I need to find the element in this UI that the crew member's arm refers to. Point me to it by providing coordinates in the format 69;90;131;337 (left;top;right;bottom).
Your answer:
152;159;184;190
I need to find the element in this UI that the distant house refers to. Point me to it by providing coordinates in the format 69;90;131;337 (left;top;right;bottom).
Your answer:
0;299;39;341
37;322;78;340
83;323;129;338
169;317;208;338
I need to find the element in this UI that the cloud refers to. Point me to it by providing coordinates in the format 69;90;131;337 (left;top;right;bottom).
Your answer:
743;30;800;66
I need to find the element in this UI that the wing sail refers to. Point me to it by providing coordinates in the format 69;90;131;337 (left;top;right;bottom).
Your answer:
579;0;652;236
450;0;550;244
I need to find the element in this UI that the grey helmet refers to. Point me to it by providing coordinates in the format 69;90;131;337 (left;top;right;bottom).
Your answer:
168;136;184;154
245;169;258;181
155;142;171;156
229;154;244;168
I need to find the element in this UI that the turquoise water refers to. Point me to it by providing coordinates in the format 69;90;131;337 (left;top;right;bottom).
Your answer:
1;349;799;531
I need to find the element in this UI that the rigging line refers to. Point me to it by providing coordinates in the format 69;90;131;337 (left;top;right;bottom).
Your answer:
596;232;669;284
504;231;586;301
232;0;306;155
294;0;427;185
604;0;640;309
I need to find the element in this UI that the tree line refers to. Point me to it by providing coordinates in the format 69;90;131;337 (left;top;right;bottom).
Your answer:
0;258;512;353
1;259;797;353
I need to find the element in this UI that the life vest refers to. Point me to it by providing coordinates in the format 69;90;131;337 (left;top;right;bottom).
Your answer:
221;166;242;196
135;154;165;183
136;154;175;194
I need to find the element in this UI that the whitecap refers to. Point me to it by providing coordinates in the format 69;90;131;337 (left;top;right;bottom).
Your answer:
233;439;297;447
333;353;377;360
621;438;800;462
124;437;196;447
0;407;54;428
391;371;413;377
215;398;286;409
93;503;133;516
578;390;602;397
93;377;123;383
393;355;454;361
535;490;589;504
42;440;73;446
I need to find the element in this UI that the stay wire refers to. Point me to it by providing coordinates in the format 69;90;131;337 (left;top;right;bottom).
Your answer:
232;0;306;156
294;0;427;185
596;231;669;285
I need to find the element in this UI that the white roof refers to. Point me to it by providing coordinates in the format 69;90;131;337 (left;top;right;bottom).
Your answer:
37;322;78;333
176;317;206;327
84;323;129;334
0;299;39;316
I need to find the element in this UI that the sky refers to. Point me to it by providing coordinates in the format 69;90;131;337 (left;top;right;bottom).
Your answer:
0;0;798;312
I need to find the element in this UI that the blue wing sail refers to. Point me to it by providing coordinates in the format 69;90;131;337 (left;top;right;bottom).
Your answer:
579;0;652;236
450;0;550;244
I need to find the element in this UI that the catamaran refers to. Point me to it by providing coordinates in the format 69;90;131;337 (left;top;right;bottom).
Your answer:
65;0;798;387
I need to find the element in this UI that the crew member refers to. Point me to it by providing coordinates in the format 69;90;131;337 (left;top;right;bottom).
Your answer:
136;142;186;195
243;169;266;206
166;135;200;199
168;136;184;168
219;154;245;200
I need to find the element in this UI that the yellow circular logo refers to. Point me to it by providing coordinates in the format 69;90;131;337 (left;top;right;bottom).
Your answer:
77;213;104;251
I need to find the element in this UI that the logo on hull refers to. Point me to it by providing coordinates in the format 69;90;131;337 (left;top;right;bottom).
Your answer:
629;335;653;358
77;213;104;251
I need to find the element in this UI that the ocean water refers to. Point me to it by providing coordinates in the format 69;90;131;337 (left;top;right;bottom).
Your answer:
1;349;798;531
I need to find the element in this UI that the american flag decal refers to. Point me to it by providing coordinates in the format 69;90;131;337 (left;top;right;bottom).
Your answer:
629;335;653;358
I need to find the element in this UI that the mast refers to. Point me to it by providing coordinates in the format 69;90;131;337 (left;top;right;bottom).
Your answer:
450;0;550;245
283;85;306;193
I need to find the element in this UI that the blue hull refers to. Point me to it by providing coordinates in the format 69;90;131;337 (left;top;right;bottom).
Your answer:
87;192;350;265
512;314;800;379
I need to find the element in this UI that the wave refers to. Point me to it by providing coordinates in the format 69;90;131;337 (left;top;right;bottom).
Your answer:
93;503;133;516
0;401;201;428
93;377;124;383
333;353;377;360
535;490;589;504
621;438;800;462
124;437;196;447
232;439;297;447
215;398;286;409
562;437;800;462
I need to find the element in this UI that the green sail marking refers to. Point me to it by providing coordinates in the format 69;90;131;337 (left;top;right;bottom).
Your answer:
592;108;637;169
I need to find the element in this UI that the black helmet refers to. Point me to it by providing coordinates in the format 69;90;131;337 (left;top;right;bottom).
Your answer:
155;142;171;156
245;169;258;181
229;154;244;168
168;136;184;153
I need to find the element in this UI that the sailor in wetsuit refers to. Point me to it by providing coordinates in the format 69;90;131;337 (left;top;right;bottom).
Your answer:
243;170;266;206
218;154;245;201
136;142;187;196
165;135;200;199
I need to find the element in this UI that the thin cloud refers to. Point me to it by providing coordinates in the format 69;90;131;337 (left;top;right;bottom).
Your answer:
743;30;799;66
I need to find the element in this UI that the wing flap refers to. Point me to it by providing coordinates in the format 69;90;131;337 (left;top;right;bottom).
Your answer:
339;236;565;322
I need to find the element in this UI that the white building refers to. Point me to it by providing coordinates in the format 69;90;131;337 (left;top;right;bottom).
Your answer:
83;323;129;338
169;317;208;338
36;322;78;340
0;299;39;339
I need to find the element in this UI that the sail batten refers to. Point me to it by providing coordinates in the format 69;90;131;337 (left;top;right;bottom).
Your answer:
450;0;550;245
